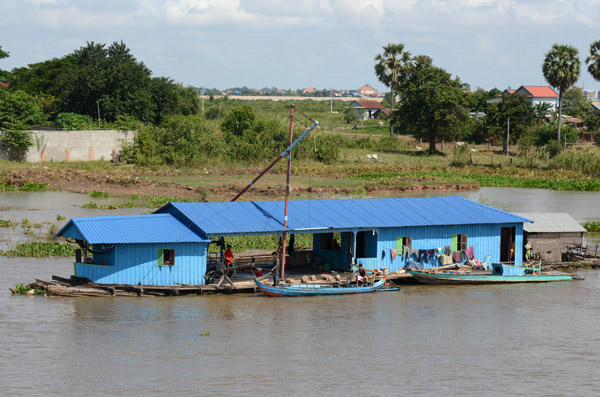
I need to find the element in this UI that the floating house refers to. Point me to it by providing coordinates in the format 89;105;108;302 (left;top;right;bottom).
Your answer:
55;196;532;286
516;213;586;263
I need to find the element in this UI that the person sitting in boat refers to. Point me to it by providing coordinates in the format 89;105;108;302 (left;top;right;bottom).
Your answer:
271;251;281;286
348;264;367;287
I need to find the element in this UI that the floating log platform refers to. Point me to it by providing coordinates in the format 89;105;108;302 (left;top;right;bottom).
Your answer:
12;270;417;297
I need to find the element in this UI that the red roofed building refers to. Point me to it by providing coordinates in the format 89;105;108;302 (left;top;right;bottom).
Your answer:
302;87;316;94
487;85;559;109
357;84;377;96
348;99;388;119
514;85;559;109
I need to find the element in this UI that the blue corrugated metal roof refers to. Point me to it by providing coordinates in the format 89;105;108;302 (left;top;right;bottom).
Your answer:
55;214;210;244
157;196;532;236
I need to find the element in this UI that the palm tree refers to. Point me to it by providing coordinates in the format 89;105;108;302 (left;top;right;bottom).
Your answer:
542;44;581;142
586;40;600;81
532;102;552;125
586;40;600;136
374;43;411;138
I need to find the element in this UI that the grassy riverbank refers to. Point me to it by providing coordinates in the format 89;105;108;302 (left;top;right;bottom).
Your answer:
1;144;600;202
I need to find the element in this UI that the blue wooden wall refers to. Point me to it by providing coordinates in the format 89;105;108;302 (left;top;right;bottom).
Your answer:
75;242;208;286
312;223;524;273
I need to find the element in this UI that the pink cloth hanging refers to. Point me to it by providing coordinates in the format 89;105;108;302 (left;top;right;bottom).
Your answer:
390;248;397;261
466;246;474;260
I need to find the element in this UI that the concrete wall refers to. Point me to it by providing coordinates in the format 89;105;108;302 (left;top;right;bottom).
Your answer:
0;130;135;162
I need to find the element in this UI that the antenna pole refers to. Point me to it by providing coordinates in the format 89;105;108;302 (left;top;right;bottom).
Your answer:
281;105;294;279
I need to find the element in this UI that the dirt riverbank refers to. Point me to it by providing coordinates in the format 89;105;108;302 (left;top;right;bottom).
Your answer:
1;166;479;201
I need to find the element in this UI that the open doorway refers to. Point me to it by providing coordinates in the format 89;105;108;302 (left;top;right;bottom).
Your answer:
500;226;516;263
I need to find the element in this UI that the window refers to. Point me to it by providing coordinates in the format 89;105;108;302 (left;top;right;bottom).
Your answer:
395;236;412;255
452;234;467;252
158;249;175;266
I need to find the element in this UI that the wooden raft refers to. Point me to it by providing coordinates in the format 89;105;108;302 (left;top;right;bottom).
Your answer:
24;275;259;297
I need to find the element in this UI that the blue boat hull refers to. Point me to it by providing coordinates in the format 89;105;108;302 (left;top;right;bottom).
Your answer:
253;278;387;296
407;270;574;285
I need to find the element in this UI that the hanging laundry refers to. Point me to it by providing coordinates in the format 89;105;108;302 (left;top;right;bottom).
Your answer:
390;248;397;261
452;251;462;263
466;246;474;260
444;245;451;256
418;249;428;263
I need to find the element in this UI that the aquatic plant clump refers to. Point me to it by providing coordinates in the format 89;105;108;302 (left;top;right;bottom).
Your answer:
582;221;600;232
0;242;76;257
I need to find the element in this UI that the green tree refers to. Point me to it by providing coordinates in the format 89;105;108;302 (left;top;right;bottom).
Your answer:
586;40;600;136
586;40;600;82
542;44;581;142
10;56;75;97
393;55;468;151
562;86;592;118
374;43;411;137
58;41;153;123
0;45;9;82
0;89;44;128
221;105;255;137
464;87;501;113
485;93;534;151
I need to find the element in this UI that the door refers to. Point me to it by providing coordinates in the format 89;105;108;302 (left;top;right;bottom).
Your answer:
500;227;516;263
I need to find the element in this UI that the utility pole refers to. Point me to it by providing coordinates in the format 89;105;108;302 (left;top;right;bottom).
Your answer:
97;101;101;130
506;117;510;156
330;88;333;113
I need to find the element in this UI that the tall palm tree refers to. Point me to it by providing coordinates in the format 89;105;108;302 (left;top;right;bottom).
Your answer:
542;44;581;142
586;40;600;136
586;40;600;81
374;43;411;138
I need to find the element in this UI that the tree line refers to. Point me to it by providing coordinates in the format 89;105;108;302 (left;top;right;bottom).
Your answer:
374;41;600;154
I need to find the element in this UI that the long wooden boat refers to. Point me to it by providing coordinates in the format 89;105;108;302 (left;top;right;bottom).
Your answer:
407;270;574;285
253;277;387;296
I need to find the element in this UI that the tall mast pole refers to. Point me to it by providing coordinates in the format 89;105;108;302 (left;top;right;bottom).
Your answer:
281;105;294;280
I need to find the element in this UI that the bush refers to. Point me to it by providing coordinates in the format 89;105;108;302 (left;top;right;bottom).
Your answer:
551;147;600;176
545;140;563;158
0;128;33;161
221;106;255;136
450;143;471;167
54;113;96;130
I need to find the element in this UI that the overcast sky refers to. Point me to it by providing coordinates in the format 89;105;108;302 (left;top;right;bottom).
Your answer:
2;0;600;92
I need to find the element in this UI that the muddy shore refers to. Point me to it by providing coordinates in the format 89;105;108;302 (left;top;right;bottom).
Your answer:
1;166;479;201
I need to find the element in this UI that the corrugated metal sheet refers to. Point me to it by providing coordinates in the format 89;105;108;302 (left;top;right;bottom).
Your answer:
158;196;532;236
516;213;586;233
76;242;207;285
56;214;210;244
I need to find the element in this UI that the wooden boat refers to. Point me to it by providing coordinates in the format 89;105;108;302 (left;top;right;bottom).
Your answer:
253;277;388;296
407;262;574;285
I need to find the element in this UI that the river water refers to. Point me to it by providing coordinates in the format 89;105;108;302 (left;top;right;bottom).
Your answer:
1;188;600;395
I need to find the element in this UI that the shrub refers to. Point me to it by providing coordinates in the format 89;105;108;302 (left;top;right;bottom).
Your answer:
54;113;96;130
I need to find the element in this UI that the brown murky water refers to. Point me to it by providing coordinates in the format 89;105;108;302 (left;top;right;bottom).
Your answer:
2;188;600;395
2;257;600;395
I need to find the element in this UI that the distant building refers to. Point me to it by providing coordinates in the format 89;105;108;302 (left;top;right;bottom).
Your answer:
487;85;559;109
583;90;598;101
356;84;377;96
302;87;316;94
348;100;388;119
